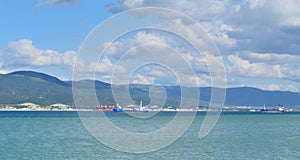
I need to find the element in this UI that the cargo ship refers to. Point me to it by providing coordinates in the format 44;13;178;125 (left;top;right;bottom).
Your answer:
260;105;284;113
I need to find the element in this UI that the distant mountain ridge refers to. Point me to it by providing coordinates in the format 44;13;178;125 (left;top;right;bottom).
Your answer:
8;71;69;86
0;71;299;107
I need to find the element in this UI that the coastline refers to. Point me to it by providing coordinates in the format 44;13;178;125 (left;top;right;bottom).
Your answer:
1;102;299;112
1;108;299;113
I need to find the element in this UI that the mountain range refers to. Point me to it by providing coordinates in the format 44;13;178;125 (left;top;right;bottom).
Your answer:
0;71;299;108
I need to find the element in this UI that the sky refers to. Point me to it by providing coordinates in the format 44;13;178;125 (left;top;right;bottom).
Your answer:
1;0;300;92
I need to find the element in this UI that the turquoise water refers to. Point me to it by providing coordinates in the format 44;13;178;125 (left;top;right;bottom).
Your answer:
0;111;299;160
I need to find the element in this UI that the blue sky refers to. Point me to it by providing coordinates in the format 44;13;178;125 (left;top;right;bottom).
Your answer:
1;0;300;92
0;1;113;51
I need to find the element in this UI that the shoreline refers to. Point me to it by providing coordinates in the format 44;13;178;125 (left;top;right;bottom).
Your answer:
0;109;299;113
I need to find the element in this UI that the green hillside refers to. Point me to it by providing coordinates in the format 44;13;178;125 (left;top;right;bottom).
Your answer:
0;71;300;108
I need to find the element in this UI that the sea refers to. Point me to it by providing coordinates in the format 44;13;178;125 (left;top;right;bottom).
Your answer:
0;111;299;160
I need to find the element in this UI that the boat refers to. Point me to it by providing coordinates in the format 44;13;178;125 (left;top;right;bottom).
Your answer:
113;100;148;113
123;101;149;112
134;100;148;112
124;100;149;112
260;105;284;114
112;104;123;112
96;105;114;111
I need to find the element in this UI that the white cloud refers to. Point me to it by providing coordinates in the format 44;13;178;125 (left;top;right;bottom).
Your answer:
230;0;300;27
102;31;170;59
131;74;155;84
98;18;227;86
62;51;77;66
102;0;300;91
39;0;79;7
245;0;266;9
227;55;280;78
112;0;230;20
107;0;237;53
95;59;212;86
240;52;300;64
252;84;299;92
148;69;164;77
88;57;126;74
271;0;300;27
227;54;300;81
228;0;300;54
182;74;209;87
1;39;76;68
129;70;209;87
108;0;300;54
0;69;10;74
123;0;143;8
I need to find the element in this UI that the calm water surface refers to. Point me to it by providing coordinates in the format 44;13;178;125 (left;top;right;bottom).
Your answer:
0;111;299;160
